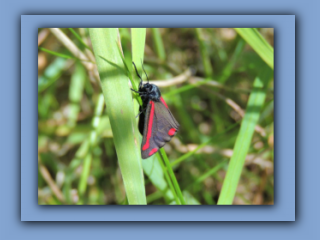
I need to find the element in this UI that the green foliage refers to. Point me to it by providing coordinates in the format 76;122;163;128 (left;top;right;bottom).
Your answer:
89;28;146;204
218;66;273;204
235;28;274;70
38;28;274;205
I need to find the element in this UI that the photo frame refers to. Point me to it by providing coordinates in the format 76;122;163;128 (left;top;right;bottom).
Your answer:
22;15;295;221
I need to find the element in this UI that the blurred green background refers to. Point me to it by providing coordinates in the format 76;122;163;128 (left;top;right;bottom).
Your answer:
38;28;274;205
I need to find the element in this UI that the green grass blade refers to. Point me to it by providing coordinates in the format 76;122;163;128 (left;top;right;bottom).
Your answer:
131;28;147;118
194;160;228;185
131;28;146;80
234;28;274;70
39;47;93;63
78;153;92;199
38;57;67;92
68;28;92;51
195;28;213;78
218;38;246;83
68;62;86;127
155;154;181;204
142;154;178;204
39;47;76;60
78;94;104;201
146;191;163;203
115;41;142;106
89;28;146;205
151;28;166;61
164;78;212;97
171;122;240;167
159;148;186;205
217;66;273;205
182;191;200;205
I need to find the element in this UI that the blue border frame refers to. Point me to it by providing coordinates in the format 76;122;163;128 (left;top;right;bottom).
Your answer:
22;15;294;221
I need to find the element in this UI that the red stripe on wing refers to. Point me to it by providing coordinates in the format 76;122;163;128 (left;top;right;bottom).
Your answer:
148;148;158;156
168;128;176;136
142;101;155;151
160;97;168;109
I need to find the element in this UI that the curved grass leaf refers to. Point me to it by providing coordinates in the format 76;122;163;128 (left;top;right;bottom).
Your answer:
68;28;92;51
89;28;146;205
217;65;273;204
151;28;166;61
234;28;274;70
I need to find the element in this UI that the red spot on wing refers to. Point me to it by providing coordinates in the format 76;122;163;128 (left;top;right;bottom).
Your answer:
168;128;176;136
148;148;158;156
160;97;168;108
142;101;155;151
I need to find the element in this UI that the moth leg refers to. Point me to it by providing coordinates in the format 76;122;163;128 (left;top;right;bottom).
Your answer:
130;89;147;96
135;107;147;118
130;88;140;93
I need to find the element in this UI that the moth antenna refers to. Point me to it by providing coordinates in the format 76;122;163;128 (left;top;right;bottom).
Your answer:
141;60;149;83
132;61;143;86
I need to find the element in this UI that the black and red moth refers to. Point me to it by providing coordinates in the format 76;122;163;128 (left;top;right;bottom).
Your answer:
131;62;180;159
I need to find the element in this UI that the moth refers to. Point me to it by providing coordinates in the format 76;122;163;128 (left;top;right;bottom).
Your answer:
131;62;180;159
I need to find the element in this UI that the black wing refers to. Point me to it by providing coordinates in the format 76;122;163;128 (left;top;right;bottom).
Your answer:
140;98;179;159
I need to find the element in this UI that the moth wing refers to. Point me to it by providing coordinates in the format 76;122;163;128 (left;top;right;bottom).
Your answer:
141;99;179;159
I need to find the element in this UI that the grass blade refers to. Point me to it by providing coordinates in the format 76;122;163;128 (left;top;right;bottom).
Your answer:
131;28;146;79
235;28;274;70
159;148;186;205
38;57;67;92
218;38;246;83
171;122;240;167
78;94;104;201
142;154;178;204
218;65;273;204
68;62;86;127
151;28;166;61
68;28;92;51
195;28;214;78
131;28;147;118
39;47;78;60
89;28;146;205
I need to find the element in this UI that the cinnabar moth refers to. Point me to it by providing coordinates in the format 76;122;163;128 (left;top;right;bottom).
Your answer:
131;62;180;159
